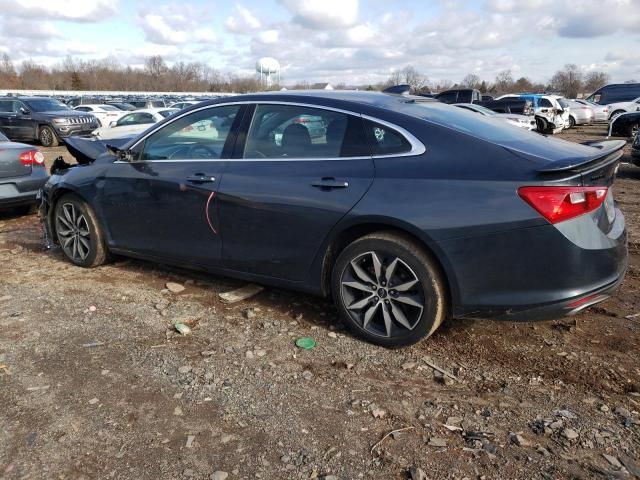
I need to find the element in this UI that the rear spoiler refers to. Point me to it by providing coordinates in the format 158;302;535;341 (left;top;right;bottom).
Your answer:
536;140;625;173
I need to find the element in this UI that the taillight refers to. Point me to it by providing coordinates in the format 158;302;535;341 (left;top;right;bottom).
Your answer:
19;150;45;166
518;186;608;224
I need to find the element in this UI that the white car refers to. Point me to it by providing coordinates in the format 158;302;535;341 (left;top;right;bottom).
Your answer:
91;108;178;140
497;94;568;133
74;104;127;127
453;103;536;130
169;100;201;109
607;96;640;119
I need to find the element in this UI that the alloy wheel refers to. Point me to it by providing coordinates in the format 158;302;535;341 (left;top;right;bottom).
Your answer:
340;251;425;338
40;128;53;146
56;202;91;261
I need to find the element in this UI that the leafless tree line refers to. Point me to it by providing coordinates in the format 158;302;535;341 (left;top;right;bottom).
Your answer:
382;64;616;98
0;54;267;93
0;54;623;97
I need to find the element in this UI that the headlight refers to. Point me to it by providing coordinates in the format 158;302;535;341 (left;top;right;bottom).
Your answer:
52;118;68;124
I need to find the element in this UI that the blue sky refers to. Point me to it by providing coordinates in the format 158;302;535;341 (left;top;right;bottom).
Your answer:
0;0;638;87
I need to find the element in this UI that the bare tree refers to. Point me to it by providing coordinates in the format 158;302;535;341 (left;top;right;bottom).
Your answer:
549;64;583;98
386;66;429;92
0;53;18;88
494;70;514;94
513;76;534;92
461;73;481;89
583;71;610;94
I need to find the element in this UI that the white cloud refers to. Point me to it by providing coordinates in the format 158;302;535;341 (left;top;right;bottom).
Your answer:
0;0;118;22
256;29;280;44
141;14;189;44
225;5;262;33
138;4;219;45
278;0;358;29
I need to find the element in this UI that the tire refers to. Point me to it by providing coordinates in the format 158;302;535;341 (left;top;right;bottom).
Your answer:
568;116;576;128
53;194;109;268
628;123;639;138
39;125;59;147
331;231;447;348
610;110;626;120
535;116;547;134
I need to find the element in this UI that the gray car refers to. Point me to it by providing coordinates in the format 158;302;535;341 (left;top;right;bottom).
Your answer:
0;130;48;211
565;99;594;127
573;99;609;122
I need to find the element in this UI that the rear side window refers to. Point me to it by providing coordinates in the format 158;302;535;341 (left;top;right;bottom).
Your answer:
243;104;369;159
363;119;411;156
0;100;13;112
539;98;553;108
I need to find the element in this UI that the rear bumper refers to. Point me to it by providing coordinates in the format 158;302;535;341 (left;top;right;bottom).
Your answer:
0;167;48;208
441;206;628;322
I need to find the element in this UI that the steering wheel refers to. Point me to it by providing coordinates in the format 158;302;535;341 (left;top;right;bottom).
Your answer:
168;144;218;160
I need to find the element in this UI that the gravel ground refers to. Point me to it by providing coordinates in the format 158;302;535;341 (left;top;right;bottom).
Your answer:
1;124;640;480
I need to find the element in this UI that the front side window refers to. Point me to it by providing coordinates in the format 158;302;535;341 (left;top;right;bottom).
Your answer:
23;98;68;112
363;119;411;156
243;104;368;159
0;101;14;113
140;105;240;161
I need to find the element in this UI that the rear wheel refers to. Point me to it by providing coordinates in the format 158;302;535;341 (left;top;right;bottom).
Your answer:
54;194;109;268
610;110;625;119
39;125;59;147
331;232;447;348
535;116;547;133
568;115;576;128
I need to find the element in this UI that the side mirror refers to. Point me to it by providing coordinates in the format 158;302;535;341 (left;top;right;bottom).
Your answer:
109;121;117;128
20;107;30;115
106;144;135;162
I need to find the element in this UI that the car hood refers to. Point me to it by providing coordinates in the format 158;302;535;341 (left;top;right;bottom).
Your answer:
64;136;134;164
36;110;94;118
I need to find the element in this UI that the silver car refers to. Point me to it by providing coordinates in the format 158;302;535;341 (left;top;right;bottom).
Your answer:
0;130;48;212
573;99;609;122
565;99;594;127
453;103;536;130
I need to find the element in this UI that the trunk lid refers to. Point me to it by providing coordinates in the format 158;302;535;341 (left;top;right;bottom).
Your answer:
0;142;34;179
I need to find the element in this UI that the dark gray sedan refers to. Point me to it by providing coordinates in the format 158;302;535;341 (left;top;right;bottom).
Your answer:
0;130;48;211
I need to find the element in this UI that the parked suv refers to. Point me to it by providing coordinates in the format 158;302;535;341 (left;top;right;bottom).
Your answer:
586;83;640;105
0;97;99;147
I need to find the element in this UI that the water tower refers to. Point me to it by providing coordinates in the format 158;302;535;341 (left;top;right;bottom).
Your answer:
256;57;280;87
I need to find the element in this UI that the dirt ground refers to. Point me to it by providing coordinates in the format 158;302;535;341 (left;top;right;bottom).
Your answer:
1;124;640;480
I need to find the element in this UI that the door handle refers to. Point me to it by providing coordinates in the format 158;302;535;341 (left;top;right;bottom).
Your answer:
311;177;349;189
186;173;216;184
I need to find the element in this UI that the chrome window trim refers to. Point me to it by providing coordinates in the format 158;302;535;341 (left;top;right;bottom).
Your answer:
128;100;426;161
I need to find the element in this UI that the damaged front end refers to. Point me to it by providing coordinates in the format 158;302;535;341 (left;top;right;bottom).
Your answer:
39;135;134;249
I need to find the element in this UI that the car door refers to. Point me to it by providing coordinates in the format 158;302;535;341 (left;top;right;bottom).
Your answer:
12;100;37;140
217;103;375;281
99;104;244;268
0;100;15;138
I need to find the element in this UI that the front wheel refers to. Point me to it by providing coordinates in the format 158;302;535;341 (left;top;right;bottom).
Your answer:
331;232;448;348
568;116;576;128
39;125;59;147
629;123;639;138
54;194;109;267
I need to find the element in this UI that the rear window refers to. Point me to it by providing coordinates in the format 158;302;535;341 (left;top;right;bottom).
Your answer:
363;119;412;156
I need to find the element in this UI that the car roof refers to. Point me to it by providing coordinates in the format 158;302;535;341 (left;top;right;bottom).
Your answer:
129;108;178;114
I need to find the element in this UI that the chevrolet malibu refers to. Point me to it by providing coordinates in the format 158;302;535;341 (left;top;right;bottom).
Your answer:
40;91;627;347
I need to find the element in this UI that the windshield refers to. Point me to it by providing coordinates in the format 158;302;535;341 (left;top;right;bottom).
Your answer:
24;98;69;112
100;105;119;111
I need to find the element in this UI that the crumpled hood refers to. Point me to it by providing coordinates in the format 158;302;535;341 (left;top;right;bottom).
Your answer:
63;136;134;165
